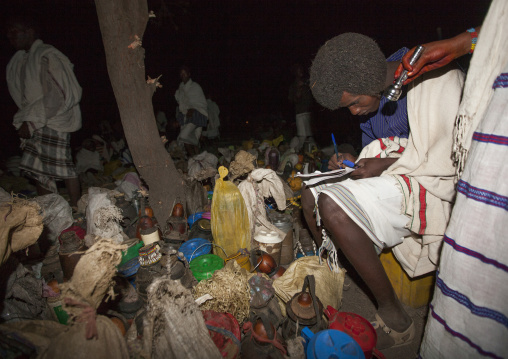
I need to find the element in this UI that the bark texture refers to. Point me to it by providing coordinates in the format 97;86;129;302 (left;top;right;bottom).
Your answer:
95;0;183;224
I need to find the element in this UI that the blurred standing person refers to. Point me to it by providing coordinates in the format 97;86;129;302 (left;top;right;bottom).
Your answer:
155;110;168;135
6;13;82;207
202;91;220;141
288;63;314;151
174;65;208;157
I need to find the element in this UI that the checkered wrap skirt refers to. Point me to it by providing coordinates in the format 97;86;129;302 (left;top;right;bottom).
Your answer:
20;126;77;192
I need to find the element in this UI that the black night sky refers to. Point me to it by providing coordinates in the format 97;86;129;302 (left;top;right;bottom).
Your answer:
0;0;491;159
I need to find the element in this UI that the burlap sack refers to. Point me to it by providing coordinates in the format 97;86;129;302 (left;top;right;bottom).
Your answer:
272;256;346;316
39;316;129;359
0;199;43;265
132;276;222;359
184;174;208;216
0;316;128;359
60;239;126;318
0;320;65;356
229;150;256;180
0;237;129;358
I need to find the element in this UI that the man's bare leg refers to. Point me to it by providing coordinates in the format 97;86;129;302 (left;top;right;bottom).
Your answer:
184;143;199;157
302;179;348;247
317;193;412;348
35;183;53;196
65;177;80;208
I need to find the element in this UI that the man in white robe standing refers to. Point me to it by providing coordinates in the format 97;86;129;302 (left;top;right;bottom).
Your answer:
174;66;208;157
6;13;82;207
203;92;220;141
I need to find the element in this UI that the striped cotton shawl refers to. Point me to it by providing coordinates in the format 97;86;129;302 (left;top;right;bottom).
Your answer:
358;65;464;277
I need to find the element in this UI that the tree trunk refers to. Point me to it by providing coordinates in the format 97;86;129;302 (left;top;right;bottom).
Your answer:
95;0;183;224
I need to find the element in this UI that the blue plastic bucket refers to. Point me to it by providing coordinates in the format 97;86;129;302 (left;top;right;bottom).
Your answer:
178;238;212;262
188;212;205;227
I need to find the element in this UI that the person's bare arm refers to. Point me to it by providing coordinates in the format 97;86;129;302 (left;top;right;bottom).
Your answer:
394;27;481;85
350;157;398;179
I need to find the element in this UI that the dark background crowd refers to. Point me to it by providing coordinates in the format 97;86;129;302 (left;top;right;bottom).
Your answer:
0;0;490;159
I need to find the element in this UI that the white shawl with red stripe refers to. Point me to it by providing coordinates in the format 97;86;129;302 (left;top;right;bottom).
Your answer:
358;65;464;277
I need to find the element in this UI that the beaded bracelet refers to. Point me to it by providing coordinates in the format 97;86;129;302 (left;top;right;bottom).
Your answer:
138;243;162;266
467;28;478;54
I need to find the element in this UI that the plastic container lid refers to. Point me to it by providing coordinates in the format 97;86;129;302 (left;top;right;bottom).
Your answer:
188;212;205;227
194;218;211;232
189;254;224;281
303;328;364;359
178;238;212;262
270;212;293;233
117;257;141;277
254;230;283;244
328;311;377;356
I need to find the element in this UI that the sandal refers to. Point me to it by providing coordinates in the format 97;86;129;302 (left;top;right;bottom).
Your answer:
371;313;415;349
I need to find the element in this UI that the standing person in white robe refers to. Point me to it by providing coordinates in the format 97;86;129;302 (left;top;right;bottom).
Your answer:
203;92;220;140
394;0;508;357
6;13;82;207
174;65;208;157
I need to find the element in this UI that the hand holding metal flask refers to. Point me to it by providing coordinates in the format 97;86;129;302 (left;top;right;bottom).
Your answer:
384;45;425;101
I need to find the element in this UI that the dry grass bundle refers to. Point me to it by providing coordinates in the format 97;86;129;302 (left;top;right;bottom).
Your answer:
192;260;251;323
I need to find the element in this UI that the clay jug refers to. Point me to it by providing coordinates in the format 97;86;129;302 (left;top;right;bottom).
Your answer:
241;314;286;359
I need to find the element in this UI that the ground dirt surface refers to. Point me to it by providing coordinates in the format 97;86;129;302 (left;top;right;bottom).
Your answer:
339;256;428;359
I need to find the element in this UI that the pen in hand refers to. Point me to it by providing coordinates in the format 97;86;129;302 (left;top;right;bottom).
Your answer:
332;134;345;169
332;133;358;169
343;159;358;169
331;133;340;164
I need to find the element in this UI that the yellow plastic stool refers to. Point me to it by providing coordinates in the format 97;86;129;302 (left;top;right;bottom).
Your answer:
379;250;435;308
